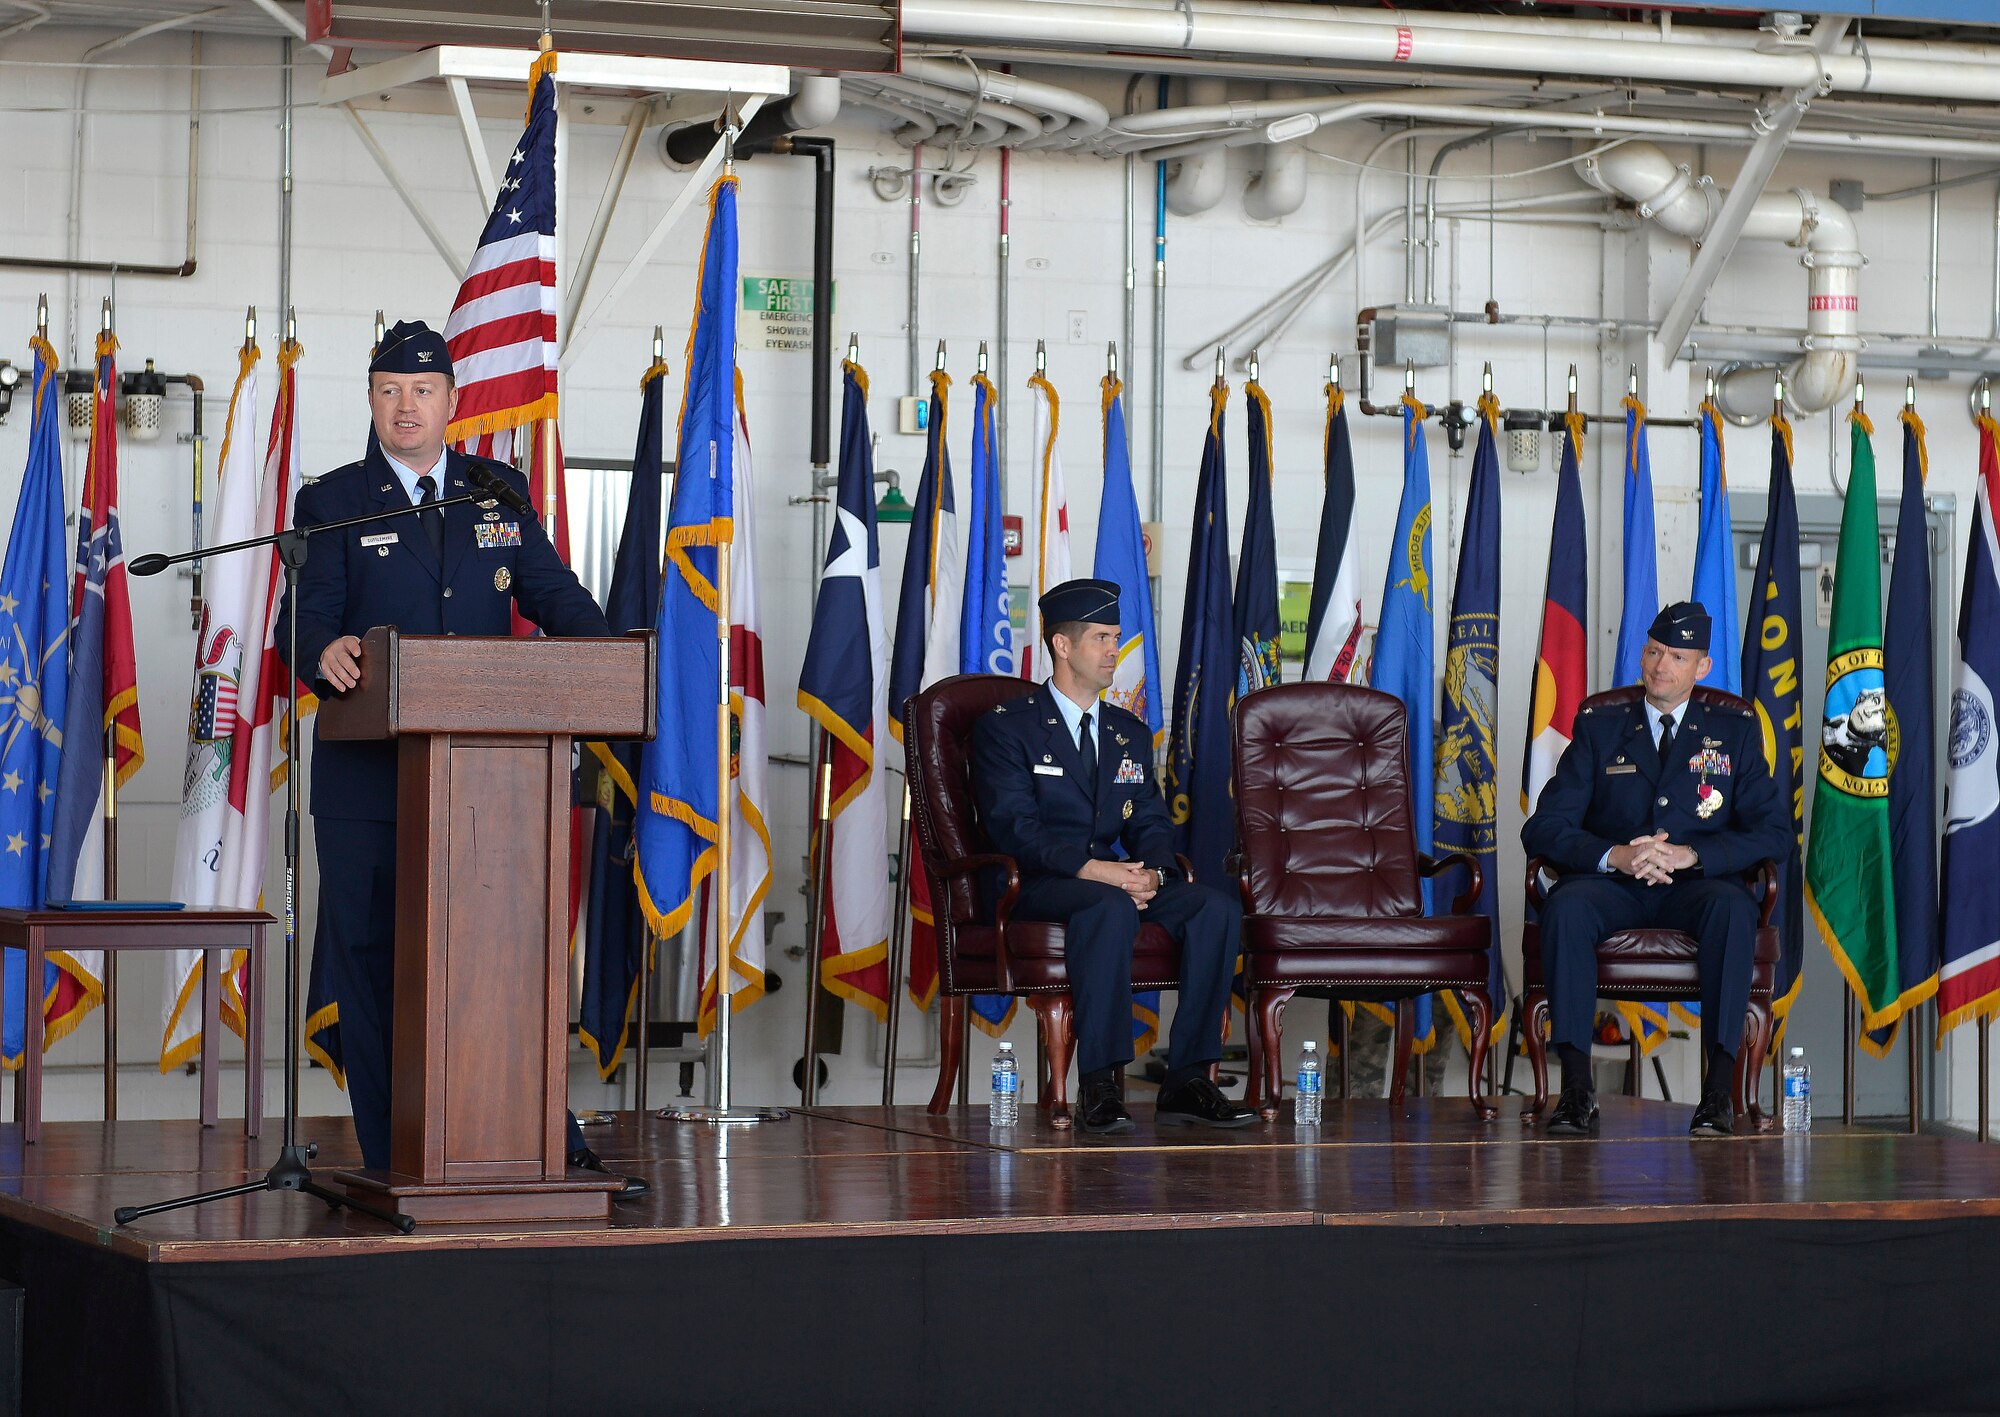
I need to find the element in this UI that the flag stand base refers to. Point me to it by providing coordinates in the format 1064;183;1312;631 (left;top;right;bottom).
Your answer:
657;1105;791;1124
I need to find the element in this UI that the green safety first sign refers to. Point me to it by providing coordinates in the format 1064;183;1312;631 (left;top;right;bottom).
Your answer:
740;275;833;351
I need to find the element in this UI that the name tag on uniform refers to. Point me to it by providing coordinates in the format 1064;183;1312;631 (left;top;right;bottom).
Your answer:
474;522;522;549
1032;764;1064;777
1115;758;1145;784
1605;762;1638;775
360;532;398;548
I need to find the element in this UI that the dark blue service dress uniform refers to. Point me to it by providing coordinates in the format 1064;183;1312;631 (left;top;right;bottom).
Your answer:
277;445;609;1169
1521;694;1793;1057
970;683;1242;1078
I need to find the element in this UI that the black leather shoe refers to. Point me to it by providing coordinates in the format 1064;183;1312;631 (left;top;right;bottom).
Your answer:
1545;1086;1599;1136
1689;1094;1735;1137
1155;1075;1257;1128
569;1146;652;1200
1076;1077;1136;1135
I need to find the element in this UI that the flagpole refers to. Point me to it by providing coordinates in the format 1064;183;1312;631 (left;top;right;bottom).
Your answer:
98;295;119;1120
1835;370;1858;1130
800;730;830;1104
882;784;913;1106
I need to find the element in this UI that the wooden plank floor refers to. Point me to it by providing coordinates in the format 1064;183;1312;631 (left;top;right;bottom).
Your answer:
8;1097;2000;1264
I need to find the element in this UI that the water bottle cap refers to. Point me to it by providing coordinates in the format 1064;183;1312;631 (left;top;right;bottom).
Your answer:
997;1041;1013;1053
1790;1046;1804;1057
1302;1040;1317;1052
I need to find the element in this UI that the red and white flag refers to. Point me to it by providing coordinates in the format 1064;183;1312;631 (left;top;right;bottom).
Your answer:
1023;372;1070;681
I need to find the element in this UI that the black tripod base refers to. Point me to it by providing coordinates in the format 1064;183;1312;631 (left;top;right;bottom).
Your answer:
113;1142;415;1234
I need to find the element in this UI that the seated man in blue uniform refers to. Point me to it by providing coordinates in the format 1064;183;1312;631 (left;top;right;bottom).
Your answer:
277;320;645;1197
970;578;1252;1135
1523;601;1792;1138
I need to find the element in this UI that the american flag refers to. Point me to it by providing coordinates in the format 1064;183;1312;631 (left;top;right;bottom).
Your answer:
444;49;558;451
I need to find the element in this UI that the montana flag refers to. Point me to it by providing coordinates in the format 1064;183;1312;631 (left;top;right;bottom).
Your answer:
164;340;262;1068
1095;376;1162;743
1871;404;1940;1050
800;360;894;1020
1023;372;1070;682
1692;400;1742;693
1436;393;1504;1050
1303;381;1361;683
0;334;76;1066
444;48;558;445
1806;409;1903;1047
1094;374;1165;1052
962;372;1012;679
44;328;143;1039
889;368;959;1007
1166;383;1237;891
1524;413;1589;816
699;382;771;1035
1939;411;2000;1036
1612;393;1661;691
1235;380;1281;696
1368;392;1437;1052
1743;413;1808;1038
634;173;738;945
578;358;668;1076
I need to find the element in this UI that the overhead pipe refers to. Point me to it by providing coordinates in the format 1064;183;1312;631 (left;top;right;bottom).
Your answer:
662;74;840;163
897;56;1109;146
898;0;2000;107
1164;78;1229;216
1581;141;1861;416
1242;83;1308;222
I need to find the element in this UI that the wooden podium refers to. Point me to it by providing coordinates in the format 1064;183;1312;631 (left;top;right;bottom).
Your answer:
317;627;655;1223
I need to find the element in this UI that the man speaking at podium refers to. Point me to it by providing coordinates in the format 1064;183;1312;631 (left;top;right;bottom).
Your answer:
278;320;644;1197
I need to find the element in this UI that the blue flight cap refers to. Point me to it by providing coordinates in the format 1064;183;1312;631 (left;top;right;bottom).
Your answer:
1648;600;1712;653
369;320;453;378
1039;578;1122;626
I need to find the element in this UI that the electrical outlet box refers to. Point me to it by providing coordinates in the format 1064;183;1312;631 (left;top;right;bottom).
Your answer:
1067;310;1088;343
1367;304;1451;369
897;395;927;434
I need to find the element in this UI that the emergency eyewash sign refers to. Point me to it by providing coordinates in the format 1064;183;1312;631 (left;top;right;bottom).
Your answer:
741;276;833;352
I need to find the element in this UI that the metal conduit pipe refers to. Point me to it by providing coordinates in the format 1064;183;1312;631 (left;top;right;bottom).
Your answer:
870;74;1044;144
898;0;2000;106
898;56;1109;145
844;90;943;145
1581;141;1861;416
1165;78;1230;216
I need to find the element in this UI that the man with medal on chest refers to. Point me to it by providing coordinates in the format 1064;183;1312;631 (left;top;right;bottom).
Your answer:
969;578;1252;1134
1523;601;1792;1138
277;320;645;1196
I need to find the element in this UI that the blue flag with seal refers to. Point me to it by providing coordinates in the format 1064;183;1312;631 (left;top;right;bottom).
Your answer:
1872;402;1940;1050
1235;379;1281;697
1368;391;1436;1053
1693;398;1742;693
962;370;1016;1037
1436;392;1504;1051
1095;373;1166;1052
0;334;74;1065
635;173;738;943
1612;393;1661;690
579;356;669;1078
1743;412;1808;1041
1166;382;1237;892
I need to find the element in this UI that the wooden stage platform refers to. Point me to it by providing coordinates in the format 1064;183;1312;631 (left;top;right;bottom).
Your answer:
8;1098;2000;1414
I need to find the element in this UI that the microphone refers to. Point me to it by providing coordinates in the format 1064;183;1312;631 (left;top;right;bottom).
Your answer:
129;552;170;577
465;461;536;520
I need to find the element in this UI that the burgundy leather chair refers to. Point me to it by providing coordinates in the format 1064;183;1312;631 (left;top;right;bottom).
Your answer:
1231;683;1498;1122
1519;684;1782;1130
905;673;1188;1128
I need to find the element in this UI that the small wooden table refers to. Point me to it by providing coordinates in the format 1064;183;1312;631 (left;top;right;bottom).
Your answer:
0;908;274;1144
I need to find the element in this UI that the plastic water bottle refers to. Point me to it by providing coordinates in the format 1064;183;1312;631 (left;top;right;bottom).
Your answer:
1295;1040;1324;1127
989;1042;1020;1127
1782;1046;1811;1134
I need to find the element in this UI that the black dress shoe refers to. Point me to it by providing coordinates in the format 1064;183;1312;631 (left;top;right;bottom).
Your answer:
1689;1093;1735;1137
1545;1086;1599;1136
1076;1077;1136;1135
569;1146;652;1200
1155;1075;1257;1128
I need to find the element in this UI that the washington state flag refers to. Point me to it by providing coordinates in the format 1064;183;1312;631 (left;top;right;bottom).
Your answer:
1804;410;1902;1037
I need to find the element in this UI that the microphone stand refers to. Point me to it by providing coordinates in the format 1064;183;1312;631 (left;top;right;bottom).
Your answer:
113;488;496;1233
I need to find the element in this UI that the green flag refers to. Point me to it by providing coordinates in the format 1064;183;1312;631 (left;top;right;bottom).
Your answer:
1805;409;1903;1037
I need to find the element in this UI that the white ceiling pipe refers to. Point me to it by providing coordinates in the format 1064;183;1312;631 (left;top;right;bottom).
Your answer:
1243;82;1309;220
1131;98;2000;164
842;87;944;143
900;0;2000;106
1166;77;1231;216
790;74;844;131
861;74;1043;144
898;56;1109;144
1116;84;1512;137
1584;140;1861;416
